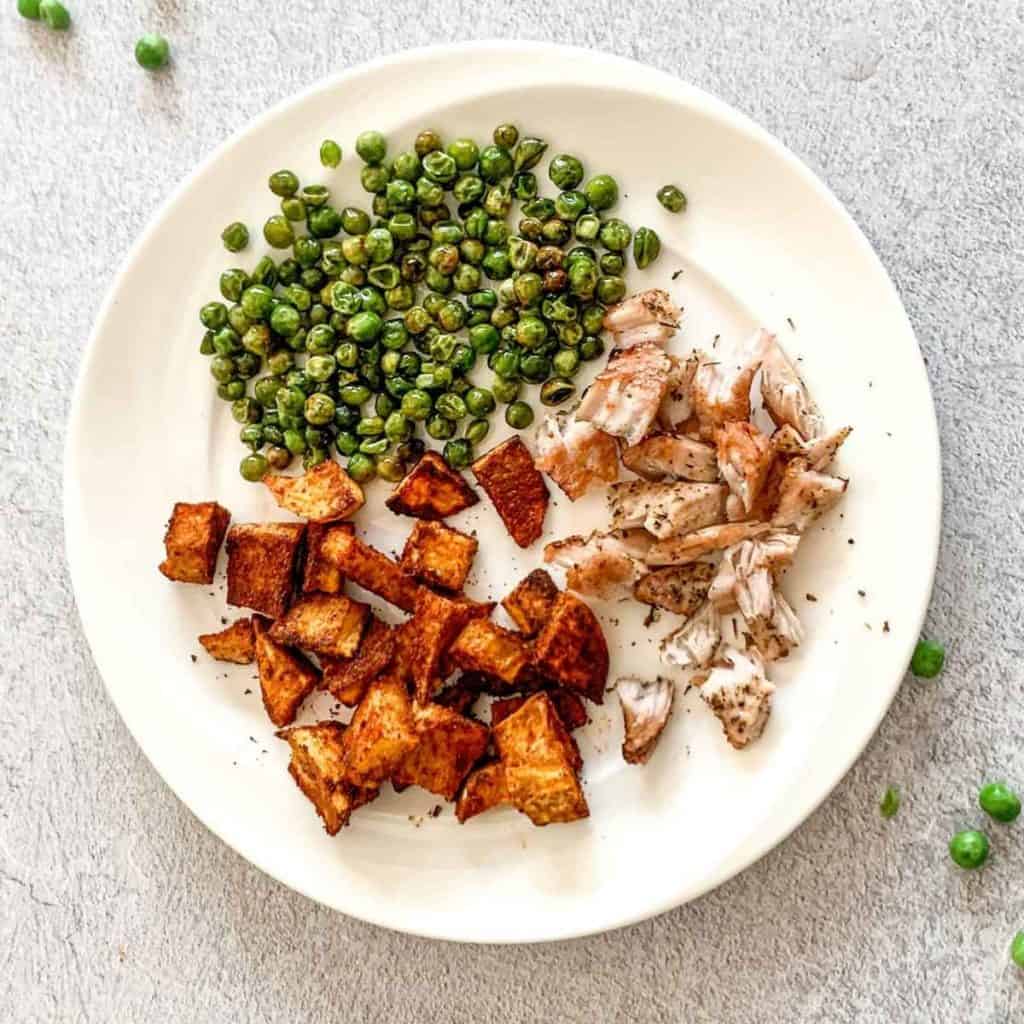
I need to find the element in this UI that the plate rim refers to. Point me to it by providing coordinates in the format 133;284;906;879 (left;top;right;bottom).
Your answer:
64;39;942;943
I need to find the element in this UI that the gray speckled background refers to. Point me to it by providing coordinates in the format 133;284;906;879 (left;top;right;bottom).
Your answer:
3;2;1024;1021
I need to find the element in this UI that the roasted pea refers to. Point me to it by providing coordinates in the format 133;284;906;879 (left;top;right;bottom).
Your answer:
481;247;512;279
633;226;662;268
555;190;588;222
416;176;445;207
599;218;632;252
553;348;581;377
465;418;490;445
584;173;618;210
574;213;601;241
347;311;383;344
580;335;605;360
519;216;544;242
427;415;457;440
512;172;538;201
599;251;625;275
544;269;568;294
549;154;584;190
490;349;521;378
505;400;534;429
423;150;458;184
513;136;547;172
447;138;479;171
520;352;551;383
301;184;330;208
597;275;627;304
657;184;687;212
435;392;468;421
491;376;521;403
542;218;572;245
269;170;300;197
308;205;343;238
479;144;513;183
541;377;576;406
484;184;513;218
221;221;249;252
415;129;443;157
443;438;473;469
401;388;433;421
514;272;544;305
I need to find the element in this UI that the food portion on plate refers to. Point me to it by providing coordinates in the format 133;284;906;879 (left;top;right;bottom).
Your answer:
537;290;851;751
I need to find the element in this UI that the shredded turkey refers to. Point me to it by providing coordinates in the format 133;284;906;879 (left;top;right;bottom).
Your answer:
620;432;718;482
734;567;804;662
602;288;682;352
696;646;775;750
760;339;825;440
543;530;651;599
716;421;774;513
657;353;700;431
660;602;722;671
771;458;848;533
608;480;728;540
771;424;852;472
617;676;676;764
534;410;619;500
707;531;801;611
576;342;673;447
646;521;773;567
691;328;772;440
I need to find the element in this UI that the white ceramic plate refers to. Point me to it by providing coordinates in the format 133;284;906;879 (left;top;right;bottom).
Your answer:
65;42;940;943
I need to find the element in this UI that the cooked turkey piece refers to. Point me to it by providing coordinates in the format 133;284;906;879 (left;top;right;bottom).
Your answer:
620;432;718;483
608;480;728;540
691;329;772;440
760;339;825;440
618;677;676;765
544;530;652;599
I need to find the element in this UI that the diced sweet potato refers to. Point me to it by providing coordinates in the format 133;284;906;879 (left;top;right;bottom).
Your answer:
501;569;560;637
159;501;230;584
320;618;396;706
455;761;509;823
385;451;479;520
533;592;609;703
320;528;421;612
492;693;589;826
277;722;377;835
407;589;478;703
490;689;588;732
433;677;480;717
340;677;418;786
400;519;478;592
226;522;305;618
392;702;490;800
198;617;254;664
302;522;348;594
449;619;532;688
263;460;364;523
268;593;368;659
252;615;320;727
471;438;548;548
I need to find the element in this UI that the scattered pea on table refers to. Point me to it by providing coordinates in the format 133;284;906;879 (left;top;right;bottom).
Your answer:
978;782;1021;823
135;33;170;71
911;639;945;678
948;829;989;870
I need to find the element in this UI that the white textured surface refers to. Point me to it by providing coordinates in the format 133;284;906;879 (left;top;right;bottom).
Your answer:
2;2;1023;1021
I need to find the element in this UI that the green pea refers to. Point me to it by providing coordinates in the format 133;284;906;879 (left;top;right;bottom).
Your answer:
451;263;481;294
309;303;329;325
347;311;383;344
268;170;300;198
282;427;307;454
218;380;246;401
337;383;369;408
336;207;368;237
250;255;278;288
567;258;599;300
459;387;492;418
302;325;332;355
447;138;479;171
38;0;70;27
387;283;415;310
252;376;281;407
443;439;473;470
416;367;452;391
239;453;268;482
514;272;544;305
346;452;376;482
450;344;476;375
513;137;547;172
384;411;412;443
314;139;341;169
416;176;445;207
478;144;513;183
599;252;624;276
552;348;581;377
384;178;415;211
355;130;387;164
198;331;216;356
422;150;458;184
260;215;292;249
484;184;513;218
516;316;547;349
949;830;989;869
429;243;460;276
436;392;468;421
366;264;398;289
400;252;428;283
489;124;516;149
339;266;365;287
234;352;260;379
401;388;433;421
597;217;631;252
911;639;945;678
357;437;387;457
468;289;498;310
266;350;294;376
597;275;627;305
633;226;662;269
574;213;601;242
415;129;443;157
506;236;536;273
518;216;543;243
269;304;300;338
540;377;576;406
135;33;170;70
463;418;489;446
266;446;291;470
979;783;1021;823
276;259;299;286
304;393;336;426
580;335;605;361
432;221;465;245
481;248;512;280
303;355;333;383
490;349;520;379
308;205;343;239
549;154;584;190
355;415;384;438
301;184;330;208
18;0;41;18
239;325;268;357
398;352;422;378
461;207;487;240
492;376;521;403
453;174;485;206
228;398;258;425
505;401;534;429
657;184;687;213
511;172;537;201
277;386;307;417
435;300;464;332
332;430;356;456
199;302;228;331
584;174;619;211
427;415;456;441
374;454;403;482
220;221;249;253
1012;932;1024;969
520;353;551;384
555;190;588;222
541;218;572;246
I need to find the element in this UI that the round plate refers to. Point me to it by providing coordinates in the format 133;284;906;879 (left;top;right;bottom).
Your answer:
65;42;940;943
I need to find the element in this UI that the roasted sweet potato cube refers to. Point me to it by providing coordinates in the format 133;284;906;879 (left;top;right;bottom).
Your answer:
302;522;348;594
268;593;368;659
492;693;589;826
385;451;479;520
159;501;230;584
471;438;549;548
252;616;320;727
198;617;254;664
533;592;609;704
449;619;532;688
501;569;560;637
226;522;305;618
491;689;587;733
340;677;418;786
400;520;478;591
264;460;364;523
407;589;477;703
277;722;377;835
455;761;509;823
320;618;396;706
392;702;490;800
320;528;421;612
433;677;480;716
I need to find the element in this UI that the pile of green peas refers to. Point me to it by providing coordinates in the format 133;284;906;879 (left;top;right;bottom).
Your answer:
200;123;664;483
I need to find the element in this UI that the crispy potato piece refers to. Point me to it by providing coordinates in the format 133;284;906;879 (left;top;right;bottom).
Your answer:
198;617;254;664
533;592;609;704
392;702;490;800
490;689;588;732
449;619;532;688
320;617;396;706
471;437;549;548
407;589;478;703
400;519;478;591
501;569;559;637
302;522;348;594
264;460;364;523
252;616;320;727
226;522;305;618
455;761;509;823
268;593;368;659
385;451;479;520
320;528;421;612
633;563;716;616
340;677;418;786
159;501;230;584
433;677;481;716
277;722;377;835
492;693;589;826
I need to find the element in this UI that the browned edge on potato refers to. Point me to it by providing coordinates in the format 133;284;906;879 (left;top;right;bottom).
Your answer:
159;501;230;585
385;451;479;520
225;522;306;619
471;437;549;548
